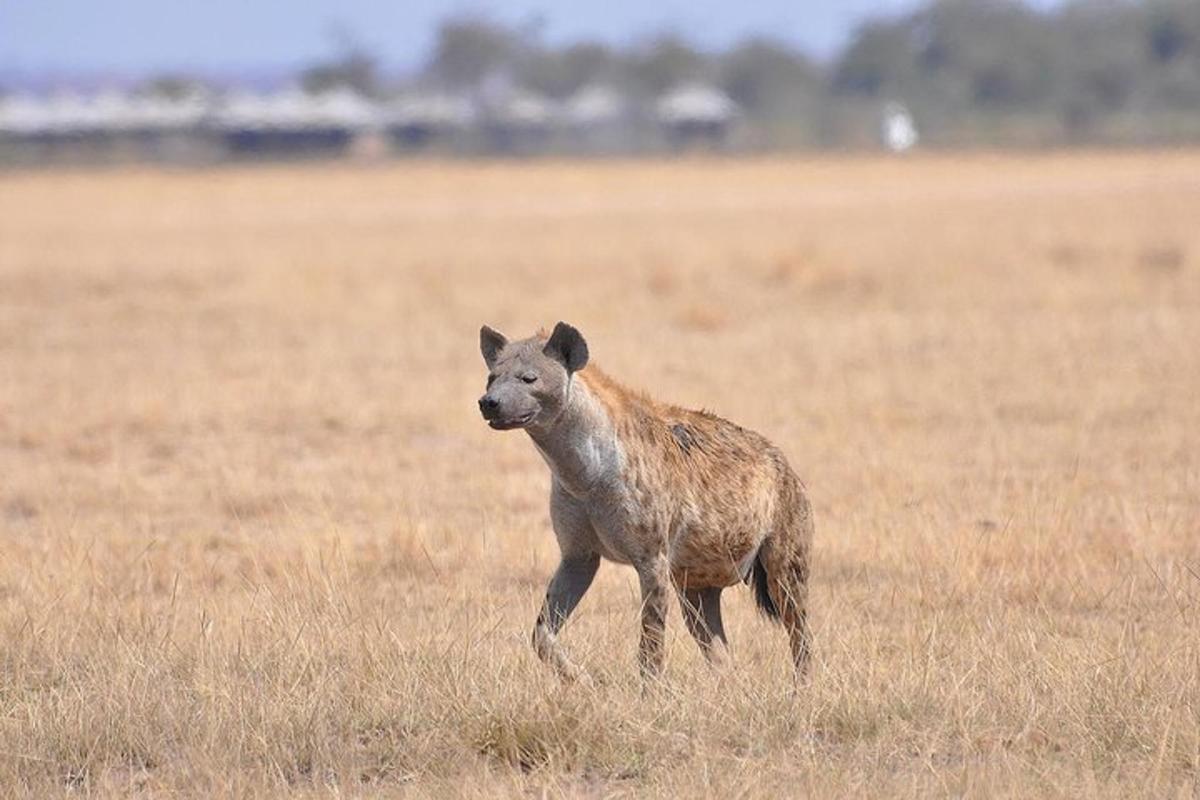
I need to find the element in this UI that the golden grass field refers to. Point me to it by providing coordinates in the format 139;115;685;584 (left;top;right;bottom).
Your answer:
1;151;1198;797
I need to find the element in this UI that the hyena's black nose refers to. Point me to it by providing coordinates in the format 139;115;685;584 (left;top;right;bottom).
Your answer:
479;395;500;415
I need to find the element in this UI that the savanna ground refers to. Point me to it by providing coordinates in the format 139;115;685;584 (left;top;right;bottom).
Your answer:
0;151;1198;798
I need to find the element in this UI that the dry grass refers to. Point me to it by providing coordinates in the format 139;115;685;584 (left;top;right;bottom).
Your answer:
1;151;1198;798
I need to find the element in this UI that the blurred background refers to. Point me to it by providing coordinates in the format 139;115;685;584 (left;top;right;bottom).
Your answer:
3;0;1200;163
2;3;1200;795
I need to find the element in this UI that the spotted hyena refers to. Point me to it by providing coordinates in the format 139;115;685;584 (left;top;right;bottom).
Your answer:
478;322;813;681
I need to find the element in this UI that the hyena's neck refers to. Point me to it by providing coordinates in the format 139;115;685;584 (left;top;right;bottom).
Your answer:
527;375;623;498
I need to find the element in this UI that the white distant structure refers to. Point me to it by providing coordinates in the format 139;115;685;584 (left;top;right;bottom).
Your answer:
562;84;629;153
487;86;556;128
882;101;918;153
384;91;475;147
32;91;98;136
307;88;378;130
0;93;57;136
479;82;558;152
656;82;738;148
0;88;211;151
656;83;736;126
564;84;625;127
3;79;768;161
126;92;210;133
209;87;379;155
212;87;376;134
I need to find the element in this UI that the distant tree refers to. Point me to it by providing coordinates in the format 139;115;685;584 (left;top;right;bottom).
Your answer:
922;0;1054;108
300;26;379;96
721;37;819;116
1145;0;1200;63
138;75;209;100
426;16;525;89
519;42;618;98
1051;1;1144;132
627;35;708;96
836;1;1056;108
1140;0;1200;107
832;20;917;97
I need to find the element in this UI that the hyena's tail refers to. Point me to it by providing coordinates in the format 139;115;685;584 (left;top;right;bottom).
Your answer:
750;549;780;622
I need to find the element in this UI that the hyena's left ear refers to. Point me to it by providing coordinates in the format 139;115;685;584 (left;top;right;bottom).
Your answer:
480;325;508;369
544;321;589;373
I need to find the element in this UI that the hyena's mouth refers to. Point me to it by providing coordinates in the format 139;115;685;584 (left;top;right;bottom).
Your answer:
488;411;536;430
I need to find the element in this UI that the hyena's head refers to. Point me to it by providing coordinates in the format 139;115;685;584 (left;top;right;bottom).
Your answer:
477;322;589;431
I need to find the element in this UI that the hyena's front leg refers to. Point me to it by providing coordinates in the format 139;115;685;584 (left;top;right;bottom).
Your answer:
635;554;671;680
532;554;599;682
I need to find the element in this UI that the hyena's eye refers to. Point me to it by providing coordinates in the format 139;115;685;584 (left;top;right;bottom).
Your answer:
520;374;538;384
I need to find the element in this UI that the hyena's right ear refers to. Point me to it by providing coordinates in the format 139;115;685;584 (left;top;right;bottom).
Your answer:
480;325;508;369
543;321;589;374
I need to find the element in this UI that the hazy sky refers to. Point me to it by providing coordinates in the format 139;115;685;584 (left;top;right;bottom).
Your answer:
1;0;1060;78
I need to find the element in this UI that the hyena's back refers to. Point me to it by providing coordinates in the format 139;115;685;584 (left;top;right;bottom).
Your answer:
602;388;812;592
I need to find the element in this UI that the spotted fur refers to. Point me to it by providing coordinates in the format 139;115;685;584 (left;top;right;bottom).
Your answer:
478;322;813;681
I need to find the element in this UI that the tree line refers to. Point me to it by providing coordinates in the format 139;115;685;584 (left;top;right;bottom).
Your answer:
188;0;1200;147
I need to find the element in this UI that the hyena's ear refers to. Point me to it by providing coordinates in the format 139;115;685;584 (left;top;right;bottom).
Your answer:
543;321;589;373
480;325;508;369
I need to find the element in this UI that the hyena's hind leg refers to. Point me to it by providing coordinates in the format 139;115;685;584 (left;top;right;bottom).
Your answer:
776;565;811;677
757;539;812;679
677;586;731;667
